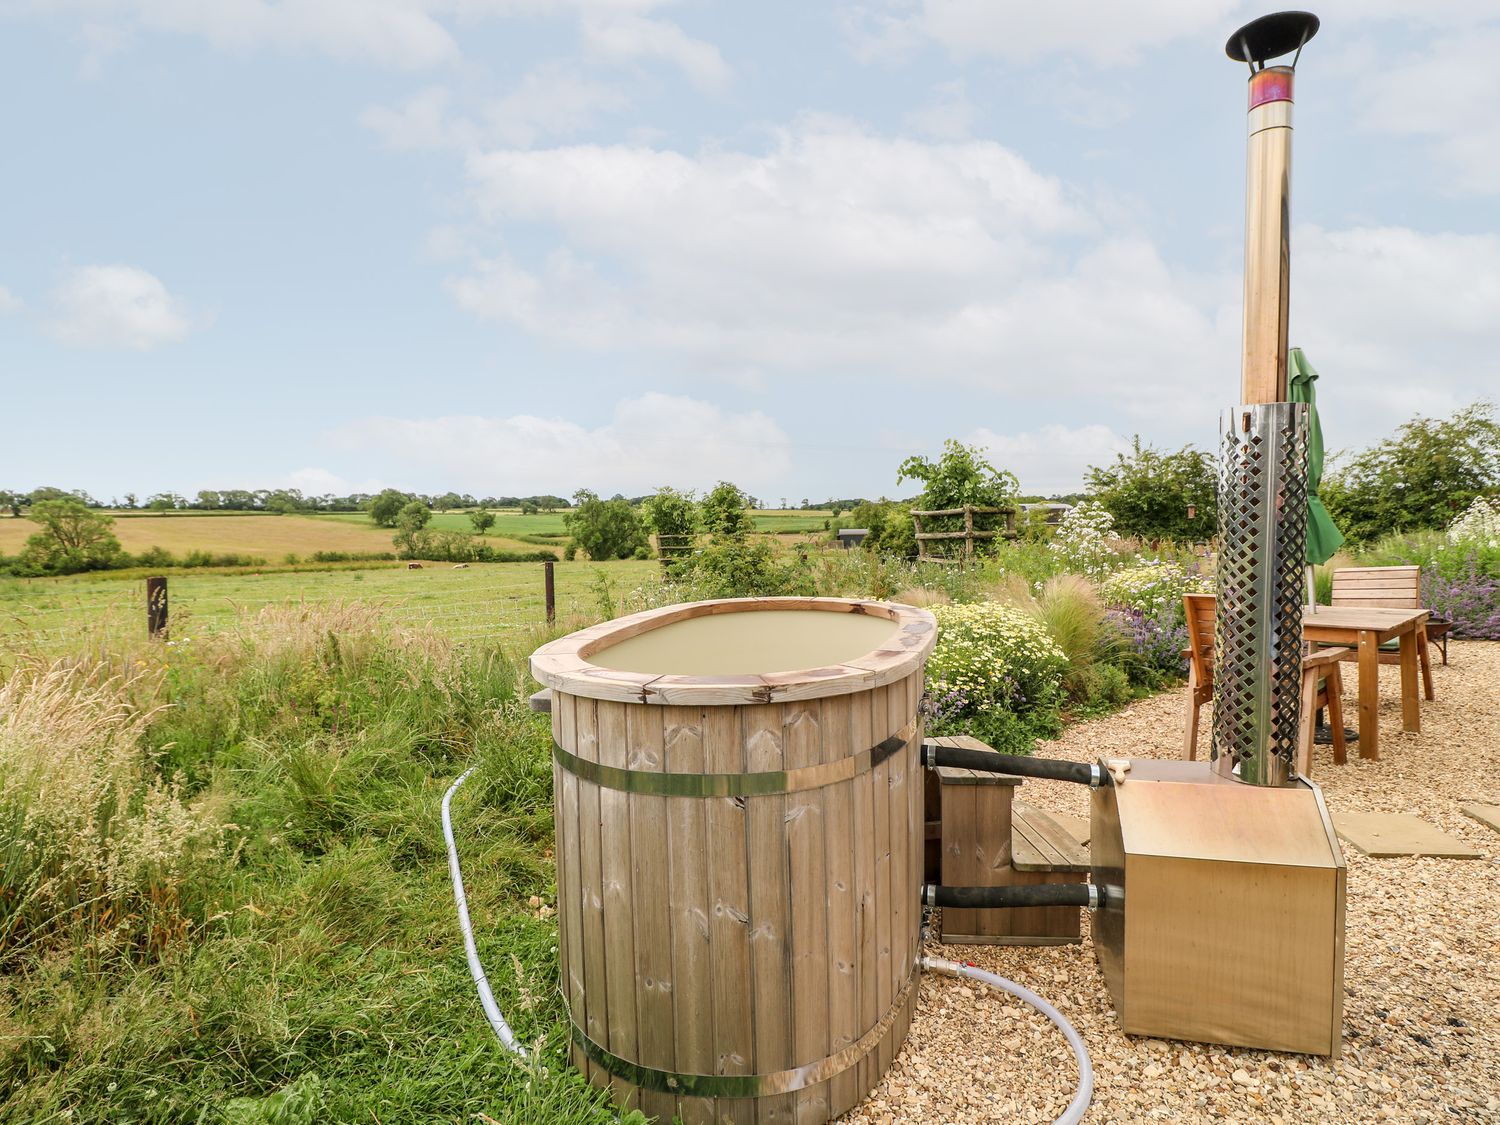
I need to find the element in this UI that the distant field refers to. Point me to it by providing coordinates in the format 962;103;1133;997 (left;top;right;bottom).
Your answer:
323;507;836;536
0;513;550;559
0;558;661;653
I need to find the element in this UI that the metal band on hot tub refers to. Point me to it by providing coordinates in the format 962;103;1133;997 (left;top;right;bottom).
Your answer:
551;717;919;797
566;967;918;1097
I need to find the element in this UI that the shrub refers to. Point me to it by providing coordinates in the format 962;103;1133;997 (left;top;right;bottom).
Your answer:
1448;495;1500;549
925;602;1067;753
1030;575;1119;703
0;659;227;964
1098;561;1213;623
667;539;813;599
1422;554;1500;639
1108;606;1189;686
1049;500;1119;580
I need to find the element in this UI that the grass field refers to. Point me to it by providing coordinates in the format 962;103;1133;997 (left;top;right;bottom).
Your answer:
0;509;836;567
0;513;554;559
319;508;837;538
0;558;661;654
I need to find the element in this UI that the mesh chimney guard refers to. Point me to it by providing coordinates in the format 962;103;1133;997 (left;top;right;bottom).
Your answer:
1212;12;1319;787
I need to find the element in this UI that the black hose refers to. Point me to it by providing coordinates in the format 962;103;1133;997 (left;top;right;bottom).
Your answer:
924;882;1099;910
923;743;1102;786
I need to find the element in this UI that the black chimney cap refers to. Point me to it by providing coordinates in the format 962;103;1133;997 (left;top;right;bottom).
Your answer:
1225;11;1319;64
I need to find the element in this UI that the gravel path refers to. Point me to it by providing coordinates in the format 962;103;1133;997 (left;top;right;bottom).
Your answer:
845;641;1500;1124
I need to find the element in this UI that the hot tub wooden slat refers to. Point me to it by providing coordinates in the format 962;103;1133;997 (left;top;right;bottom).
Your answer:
554;694;586;1080
848;684;877;1103
573;696;610;1093
627;704;677;1125
598;700;640;1112
821;694;859;1118
870;682;894;1080
703;705;755;1122
786;701;830;1122
664;706;714;1125
744;703;797;1122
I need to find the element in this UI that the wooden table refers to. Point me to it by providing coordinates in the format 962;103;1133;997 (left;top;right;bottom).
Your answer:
1303;607;1428;760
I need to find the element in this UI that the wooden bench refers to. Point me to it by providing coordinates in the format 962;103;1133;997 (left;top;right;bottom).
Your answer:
929;735;1090;945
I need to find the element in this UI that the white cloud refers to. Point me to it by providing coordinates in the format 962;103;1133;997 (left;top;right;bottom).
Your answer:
579;11;730;91
47;265;194;350
34;1;728;77
968;423;1133;495
326;393;793;495
283;467;385;496
0;286;21;314
1349;26;1500;195
902;79;975;140
1292;224;1500;443
843;0;1241;65
362;67;629;151
449;119;1237;420
61;0;461;69
486;62;630;145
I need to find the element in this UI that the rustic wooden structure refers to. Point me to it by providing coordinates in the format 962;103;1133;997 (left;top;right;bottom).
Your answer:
1330;565;1441;689
1182;593;1346;776
653;533;697;564
1091;758;1345;1056
531;598;937;1125
929;735;1088;945
1302;606;1426;761
910;505;1016;564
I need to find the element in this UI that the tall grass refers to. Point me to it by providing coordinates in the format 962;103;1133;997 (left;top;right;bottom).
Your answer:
0;603;624;1125
0;658;228;966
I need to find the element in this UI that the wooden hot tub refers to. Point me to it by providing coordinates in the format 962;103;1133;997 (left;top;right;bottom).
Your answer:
530;597;936;1125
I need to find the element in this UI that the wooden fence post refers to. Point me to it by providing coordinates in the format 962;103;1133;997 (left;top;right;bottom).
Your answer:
544;560;556;625
146;575;168;638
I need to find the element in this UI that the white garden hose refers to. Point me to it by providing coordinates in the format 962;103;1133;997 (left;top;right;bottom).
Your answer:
921;956;1094;1125
443;766;529;1059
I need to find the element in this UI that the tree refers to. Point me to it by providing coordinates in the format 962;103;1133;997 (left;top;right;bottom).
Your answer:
519;500;539;516
1321;401;1500;543
392;501;433;557
147;492;184;511
122;492;137;510
700;481;755;540
20;498;124;573
368;489;412;527
470;509;496;534
0;490;20;517
435;491;464;512
1084;437;1217;542
897;439;1020;510
196;490;222;509
896;439;1019;557
642;486;698;541
564;489;646;560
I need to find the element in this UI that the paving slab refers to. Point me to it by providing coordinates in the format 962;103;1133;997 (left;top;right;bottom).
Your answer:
1332;810;1485;859
1461;802;1500;836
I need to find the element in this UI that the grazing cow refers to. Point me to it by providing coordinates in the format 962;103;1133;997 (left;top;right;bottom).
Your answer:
453;563;470;569
407;562;423;569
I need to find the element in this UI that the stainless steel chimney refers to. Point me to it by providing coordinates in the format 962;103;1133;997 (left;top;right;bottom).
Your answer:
1212;12;1319;787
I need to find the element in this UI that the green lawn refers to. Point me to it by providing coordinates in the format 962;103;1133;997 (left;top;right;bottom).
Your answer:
0;558;660;656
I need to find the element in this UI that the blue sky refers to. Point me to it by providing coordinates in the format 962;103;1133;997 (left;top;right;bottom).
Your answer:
2;1;1496;503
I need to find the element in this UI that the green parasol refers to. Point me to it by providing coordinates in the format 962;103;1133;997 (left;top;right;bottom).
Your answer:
1288;347;1345;566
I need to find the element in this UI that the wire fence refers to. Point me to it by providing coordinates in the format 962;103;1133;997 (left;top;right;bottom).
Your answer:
0;562;655;657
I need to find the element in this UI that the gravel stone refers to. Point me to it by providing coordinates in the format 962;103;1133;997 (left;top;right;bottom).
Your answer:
840;642;1500;1124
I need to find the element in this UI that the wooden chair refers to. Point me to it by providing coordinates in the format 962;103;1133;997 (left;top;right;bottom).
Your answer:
1329;565;1437;699
1182;593;1347;776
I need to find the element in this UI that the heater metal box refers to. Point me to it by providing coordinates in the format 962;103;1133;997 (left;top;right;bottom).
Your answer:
1090;759;1345;1056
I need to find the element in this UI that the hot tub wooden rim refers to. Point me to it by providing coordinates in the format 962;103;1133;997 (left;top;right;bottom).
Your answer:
530;596;937;705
